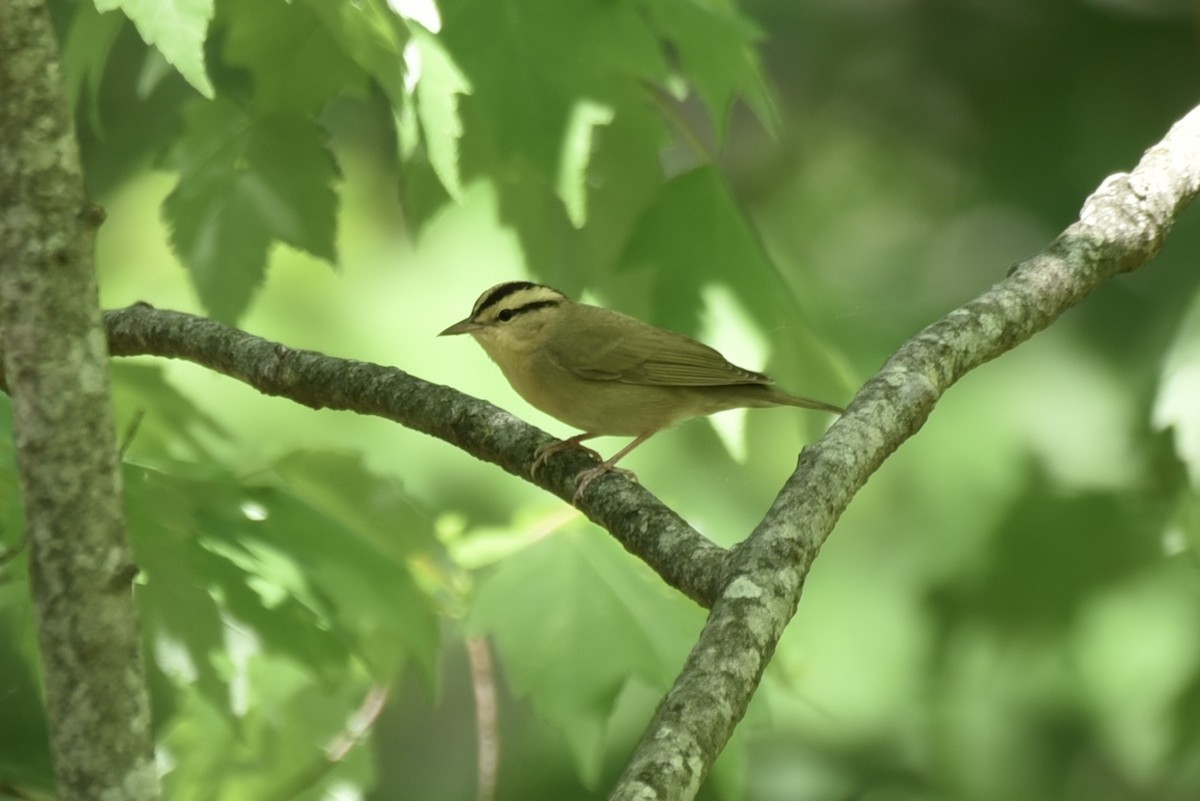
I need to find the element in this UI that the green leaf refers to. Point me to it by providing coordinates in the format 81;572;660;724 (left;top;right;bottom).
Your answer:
0;623;54;793
163;98;339;323
221;0;370;113
440;506;574;570
400;0;779;273
127;452;441;717
1156;286;1200;488
128;466;242;711
620;166;849;399
468;526;703;786
110;361;230;461
95;0;214;98
644;0;779;138
465;80;667;292
304;0;410;105
410;26;472;202
0;438;55;792
1167;486;1200;558
557;99;615;228
231;482;440;682
440;0;668;181
62;1;126;133
161;659;376;801
406;0;680;271
929;475;1163;638
267;450;439;565
0;397;20;551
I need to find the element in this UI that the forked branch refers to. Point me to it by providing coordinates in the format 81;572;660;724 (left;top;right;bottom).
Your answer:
609;103;1200;801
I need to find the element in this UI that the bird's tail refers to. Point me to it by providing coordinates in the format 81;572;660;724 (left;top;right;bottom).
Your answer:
767;388;845;415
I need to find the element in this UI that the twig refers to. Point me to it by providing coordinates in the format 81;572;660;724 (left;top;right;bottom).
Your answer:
267;684;390;801
118;408;145;459
467;637;499;801
326;684;390;762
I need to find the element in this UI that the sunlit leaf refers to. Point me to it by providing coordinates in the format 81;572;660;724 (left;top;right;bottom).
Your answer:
468;526;703;786
1156;287;1200;489
162;99;339;323
439;0;667;182
161;659;376;801
95;0;214;98
558;100;615;228
266;449;441;572
304;0;409;105
127;452;440;720
409;26;471;202
620;166;849;400
440;506;575;570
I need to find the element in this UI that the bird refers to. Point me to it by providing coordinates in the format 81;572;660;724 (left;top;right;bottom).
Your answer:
440;281;844;502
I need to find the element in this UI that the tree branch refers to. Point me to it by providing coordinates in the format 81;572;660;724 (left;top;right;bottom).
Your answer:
608;103;1200;800
99;305;729;606
0;3;160;800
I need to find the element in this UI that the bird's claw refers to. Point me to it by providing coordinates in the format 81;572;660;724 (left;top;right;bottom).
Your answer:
529;435;640;503
571;464;639;504
530;438;601;478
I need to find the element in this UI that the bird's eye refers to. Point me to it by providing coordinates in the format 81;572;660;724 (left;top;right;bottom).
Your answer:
497;309;515;322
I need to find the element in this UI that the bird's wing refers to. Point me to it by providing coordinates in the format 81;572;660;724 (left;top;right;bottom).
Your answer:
546;306;772;387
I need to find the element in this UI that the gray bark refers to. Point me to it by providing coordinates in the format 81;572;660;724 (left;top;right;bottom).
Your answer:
608;104;1200;800
0;3;161;800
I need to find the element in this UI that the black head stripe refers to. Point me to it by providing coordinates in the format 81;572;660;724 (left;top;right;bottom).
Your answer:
502;299;560;321
473;281;541;316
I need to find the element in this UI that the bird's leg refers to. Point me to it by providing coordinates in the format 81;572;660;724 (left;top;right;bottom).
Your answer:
531;432;602;477
571;432;655;504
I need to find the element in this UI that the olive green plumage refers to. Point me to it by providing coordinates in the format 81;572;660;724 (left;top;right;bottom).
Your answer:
441;281;843;500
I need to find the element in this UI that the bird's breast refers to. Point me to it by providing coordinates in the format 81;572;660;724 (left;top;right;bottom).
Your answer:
491;348;689;436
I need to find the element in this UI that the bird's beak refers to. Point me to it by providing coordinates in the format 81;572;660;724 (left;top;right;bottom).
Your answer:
438;317;481;336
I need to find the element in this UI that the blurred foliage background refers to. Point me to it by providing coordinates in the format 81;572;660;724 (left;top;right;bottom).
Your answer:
3;0;1200;799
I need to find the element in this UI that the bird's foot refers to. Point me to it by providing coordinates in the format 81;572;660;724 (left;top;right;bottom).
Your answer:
572;464;638;504
531;436;601;478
